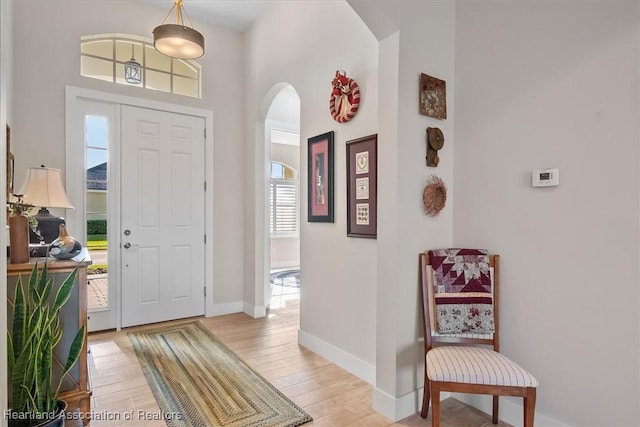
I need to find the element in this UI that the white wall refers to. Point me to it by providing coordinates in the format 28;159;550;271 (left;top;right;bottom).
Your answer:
248;1;457;421
347;1;456;420
380;1;456;418
245;0;379;364
454;1;640;426
0;0;12;419
11;1;246;310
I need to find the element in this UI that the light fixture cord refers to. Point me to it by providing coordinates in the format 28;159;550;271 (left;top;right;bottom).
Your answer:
161;0;196;29
178;1;197;29
161;1;178;25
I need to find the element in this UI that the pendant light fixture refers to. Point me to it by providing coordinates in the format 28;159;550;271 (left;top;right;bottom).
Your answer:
153;0;204;60
124;44;142;84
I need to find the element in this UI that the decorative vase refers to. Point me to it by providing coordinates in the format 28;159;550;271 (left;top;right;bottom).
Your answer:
8;214;30;264
49;223;82;260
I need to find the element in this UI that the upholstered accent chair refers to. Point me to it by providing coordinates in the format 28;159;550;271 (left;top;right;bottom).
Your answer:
420;249;538;426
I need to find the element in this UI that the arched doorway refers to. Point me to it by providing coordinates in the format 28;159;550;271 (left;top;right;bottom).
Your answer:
262;84;301;310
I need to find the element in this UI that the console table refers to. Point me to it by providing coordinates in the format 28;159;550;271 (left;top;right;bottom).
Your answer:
7;249;92;423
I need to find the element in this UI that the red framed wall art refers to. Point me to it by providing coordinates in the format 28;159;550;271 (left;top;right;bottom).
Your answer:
307;131;334;223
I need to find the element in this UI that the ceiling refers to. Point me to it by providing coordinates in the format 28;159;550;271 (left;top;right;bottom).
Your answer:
139;0;274;32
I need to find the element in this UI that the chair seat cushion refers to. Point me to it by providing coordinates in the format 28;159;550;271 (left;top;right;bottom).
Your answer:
426;346;538;387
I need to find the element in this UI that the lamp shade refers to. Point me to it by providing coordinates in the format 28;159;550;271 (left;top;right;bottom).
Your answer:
153;24;204;59
18;166;73;209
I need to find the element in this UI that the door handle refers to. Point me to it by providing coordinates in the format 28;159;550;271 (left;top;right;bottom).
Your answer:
123;242;131;249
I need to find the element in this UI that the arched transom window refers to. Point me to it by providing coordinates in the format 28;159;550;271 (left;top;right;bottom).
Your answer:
81;34;201;98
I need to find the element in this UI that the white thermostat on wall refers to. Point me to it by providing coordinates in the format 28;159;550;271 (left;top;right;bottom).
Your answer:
532;168;559;187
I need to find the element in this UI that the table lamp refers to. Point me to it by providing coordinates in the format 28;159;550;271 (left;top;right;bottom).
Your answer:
17;165;74;244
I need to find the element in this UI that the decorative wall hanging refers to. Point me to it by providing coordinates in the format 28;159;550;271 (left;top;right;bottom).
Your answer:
426;127;444;167
422;175;447;217
346;134;377;238
330;70;360;123
307;131;335;223
419;73;447;119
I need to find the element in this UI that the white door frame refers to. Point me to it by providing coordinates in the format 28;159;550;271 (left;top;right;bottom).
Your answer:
72;98;119;331
65;86;215;329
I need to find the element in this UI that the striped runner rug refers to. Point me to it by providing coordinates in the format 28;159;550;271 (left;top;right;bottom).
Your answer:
129;321;312;427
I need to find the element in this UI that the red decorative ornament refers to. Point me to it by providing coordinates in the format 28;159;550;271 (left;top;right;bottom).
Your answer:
329;70;360;123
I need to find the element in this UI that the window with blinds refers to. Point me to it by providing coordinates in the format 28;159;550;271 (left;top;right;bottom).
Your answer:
270;180;297;236
269;162;298;237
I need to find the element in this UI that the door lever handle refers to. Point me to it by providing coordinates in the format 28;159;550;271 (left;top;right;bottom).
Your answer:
123;242;131;249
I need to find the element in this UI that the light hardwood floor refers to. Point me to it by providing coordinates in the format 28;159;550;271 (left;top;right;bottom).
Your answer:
74;299;511;427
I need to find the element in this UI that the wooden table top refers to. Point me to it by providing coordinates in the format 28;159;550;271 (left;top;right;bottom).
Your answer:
7;247;92;274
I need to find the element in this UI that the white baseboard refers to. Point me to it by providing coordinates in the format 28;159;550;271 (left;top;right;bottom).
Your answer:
372;386;451;422
453;393;569;427
243;302;266;318
297;330;375;385
208;301;243;317
206;301;266;318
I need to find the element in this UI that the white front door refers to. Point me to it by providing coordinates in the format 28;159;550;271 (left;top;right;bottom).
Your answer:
120;105;205;327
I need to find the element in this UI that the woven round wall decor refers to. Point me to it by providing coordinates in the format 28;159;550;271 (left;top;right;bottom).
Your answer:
329;70;360;123
422;175;447;217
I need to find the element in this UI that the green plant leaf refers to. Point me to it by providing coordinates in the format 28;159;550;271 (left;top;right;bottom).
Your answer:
37;263;49;296
40;335;52;413
11;340;32;411
56;325;86;396
7;332;14;378
23;386;37;414
39;277;54;305
12;277;26;361
52;266;78;314
33;337;44;411
28;263;40;303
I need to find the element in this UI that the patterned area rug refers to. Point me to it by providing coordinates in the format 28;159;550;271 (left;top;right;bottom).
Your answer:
129;322;312;427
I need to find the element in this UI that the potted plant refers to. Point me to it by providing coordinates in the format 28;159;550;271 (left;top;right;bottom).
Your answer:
7;262;86;426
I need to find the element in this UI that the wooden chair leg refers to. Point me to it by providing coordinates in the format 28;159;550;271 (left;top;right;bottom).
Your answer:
524;388;536;427
492;395;499;424
431;382;441;427
421;371;431;418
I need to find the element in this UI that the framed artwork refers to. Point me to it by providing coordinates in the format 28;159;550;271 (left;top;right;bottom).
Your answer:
6;125;14;198
419;73;447;120
346;134;377;238
307;131;334;222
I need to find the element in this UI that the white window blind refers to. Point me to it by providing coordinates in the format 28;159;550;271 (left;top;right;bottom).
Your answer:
270;179;297;236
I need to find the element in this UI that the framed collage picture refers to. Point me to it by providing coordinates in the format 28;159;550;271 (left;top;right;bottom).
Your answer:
346;134;377;238
307;131;334;222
